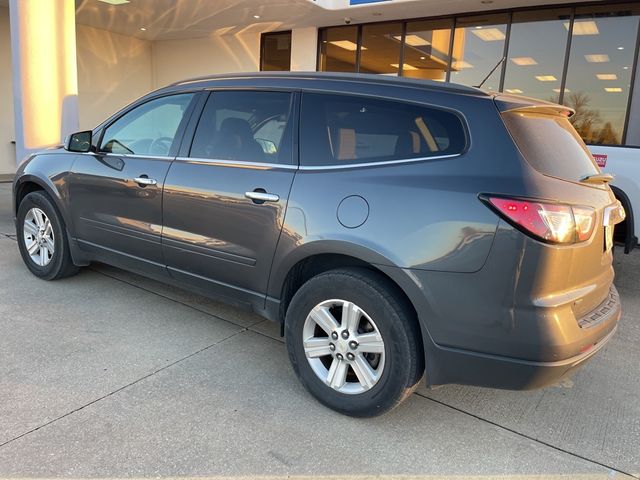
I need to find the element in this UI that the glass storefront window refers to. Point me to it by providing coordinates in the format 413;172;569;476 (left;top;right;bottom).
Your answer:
359;22;403;75
503;9;571;102
562;4;640;145
260;31;292;71
402;19;452;81
319;26;359;73
450;14;509;92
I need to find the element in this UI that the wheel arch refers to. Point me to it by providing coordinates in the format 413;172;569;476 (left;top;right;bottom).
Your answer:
610;185;637;253
271;241;437;349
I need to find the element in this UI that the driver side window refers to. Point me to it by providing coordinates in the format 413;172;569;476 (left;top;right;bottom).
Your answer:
100;93;195;156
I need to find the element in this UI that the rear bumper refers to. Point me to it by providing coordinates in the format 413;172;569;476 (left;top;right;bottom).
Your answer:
424;287;620;389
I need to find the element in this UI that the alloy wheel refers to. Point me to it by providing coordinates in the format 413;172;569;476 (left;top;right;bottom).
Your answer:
23;207;55;267
302;299;385;394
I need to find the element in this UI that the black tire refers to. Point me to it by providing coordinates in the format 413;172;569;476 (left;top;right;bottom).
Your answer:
16;191;79;280
285;268;424;417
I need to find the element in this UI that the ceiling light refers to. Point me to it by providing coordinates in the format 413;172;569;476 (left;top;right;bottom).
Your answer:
420;56;426;60
505;88;523;94
597;73;617;80
452;60;473;69
403;34;430;46
623;66;630;70
139;27;147;31
585;54;609;63
329;40;364;51
553;88;570;93
253;15;261;19
605;87;623;93
511;57;538;66
391;63;419;71
97;0;130;4
472;28;506;42
565;20;599;35
536;75;557;82
617;47;624;50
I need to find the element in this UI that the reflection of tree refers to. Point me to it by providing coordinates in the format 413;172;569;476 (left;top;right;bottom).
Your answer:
562;92;619;145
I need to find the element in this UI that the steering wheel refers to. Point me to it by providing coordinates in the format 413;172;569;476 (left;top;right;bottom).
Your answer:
149;137;173;156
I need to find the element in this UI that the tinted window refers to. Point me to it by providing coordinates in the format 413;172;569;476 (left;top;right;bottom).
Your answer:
300;93;466;166
319;26;358;73
190;91;293;164
502;111;599;181
101;94;194;156
261;31;292;71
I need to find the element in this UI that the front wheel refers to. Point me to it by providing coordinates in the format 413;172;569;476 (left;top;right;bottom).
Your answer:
285;268;424;417
17;191;79;280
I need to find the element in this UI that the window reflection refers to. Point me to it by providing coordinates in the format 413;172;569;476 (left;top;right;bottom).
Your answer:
261;31;292;71
319;26;358;73
563;4;639;145
450;14;509;91
360;22;402;75
503;9;571;102
402;19;452;81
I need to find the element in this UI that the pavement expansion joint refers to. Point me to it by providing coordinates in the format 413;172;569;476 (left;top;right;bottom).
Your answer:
414;392;639;480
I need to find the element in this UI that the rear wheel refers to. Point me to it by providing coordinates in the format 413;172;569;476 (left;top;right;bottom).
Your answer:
17;191;79;280
285;268;423;417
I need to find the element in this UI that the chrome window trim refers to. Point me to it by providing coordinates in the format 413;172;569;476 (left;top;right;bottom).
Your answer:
79;152;176;161
174;153;462;170
174;156;298;170
298;153;461;171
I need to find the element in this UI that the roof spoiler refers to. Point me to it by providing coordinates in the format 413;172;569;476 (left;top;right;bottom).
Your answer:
493;93;575;118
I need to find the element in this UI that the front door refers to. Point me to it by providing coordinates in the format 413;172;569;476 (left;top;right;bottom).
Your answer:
162;90;296;309
68;92;197;277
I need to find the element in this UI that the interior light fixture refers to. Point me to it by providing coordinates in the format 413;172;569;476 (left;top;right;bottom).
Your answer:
329;40;365;51
597;73;617;80
564;20;599;35
139;27;147;31
471;28;506;41
511;57;538;66
505;88;523;94
391;63;419;70
605;87;623;92
535;75;557;82
97;0;130;4
420;56;426;60
617;46;624;50
452;60;473;69
403;34;431;46
253;15;261;19
553;88;570;93
585;54;609;63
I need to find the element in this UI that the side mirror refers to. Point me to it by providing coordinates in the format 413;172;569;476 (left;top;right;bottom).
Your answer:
64;130;93;153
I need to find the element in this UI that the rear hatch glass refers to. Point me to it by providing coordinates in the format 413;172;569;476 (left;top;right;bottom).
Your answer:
501;110;600;183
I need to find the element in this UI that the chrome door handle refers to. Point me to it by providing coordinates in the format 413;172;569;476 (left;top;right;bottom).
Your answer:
245;191;280;203
133;176;157;186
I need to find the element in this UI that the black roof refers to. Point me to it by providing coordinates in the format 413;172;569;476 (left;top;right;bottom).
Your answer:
168;71;489;97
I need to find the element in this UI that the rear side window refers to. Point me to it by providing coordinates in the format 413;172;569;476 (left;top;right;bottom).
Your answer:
502;112;599;182
300;93;466;166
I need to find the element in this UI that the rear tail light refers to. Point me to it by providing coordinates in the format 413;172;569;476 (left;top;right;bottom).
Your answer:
483;196;596;244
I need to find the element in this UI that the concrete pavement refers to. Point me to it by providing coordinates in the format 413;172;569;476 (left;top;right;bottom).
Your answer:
0;183;638;478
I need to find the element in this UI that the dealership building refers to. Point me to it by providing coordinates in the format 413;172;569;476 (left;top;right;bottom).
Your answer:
0;0;638;176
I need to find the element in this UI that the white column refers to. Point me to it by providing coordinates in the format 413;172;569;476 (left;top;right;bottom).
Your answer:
291;27;318;72
9;0;79;165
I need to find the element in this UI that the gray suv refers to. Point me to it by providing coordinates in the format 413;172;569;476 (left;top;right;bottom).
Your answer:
12;73;624;417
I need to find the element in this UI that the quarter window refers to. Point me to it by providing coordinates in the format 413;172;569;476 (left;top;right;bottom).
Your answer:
189;91;293;164
100;94;195;156
300;93;466;166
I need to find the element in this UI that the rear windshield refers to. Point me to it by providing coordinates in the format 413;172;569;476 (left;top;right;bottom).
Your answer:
502;111;599;182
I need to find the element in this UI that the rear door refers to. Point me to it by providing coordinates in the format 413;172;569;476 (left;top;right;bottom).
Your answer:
161;90;297;308
68;92;197;277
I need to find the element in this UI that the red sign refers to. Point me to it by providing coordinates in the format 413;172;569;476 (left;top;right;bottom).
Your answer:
593;153;607;168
